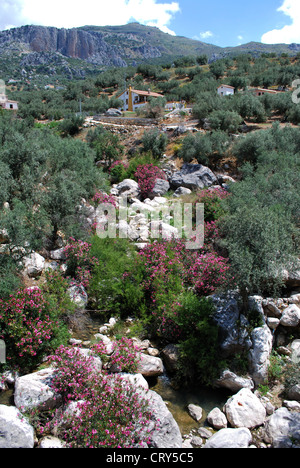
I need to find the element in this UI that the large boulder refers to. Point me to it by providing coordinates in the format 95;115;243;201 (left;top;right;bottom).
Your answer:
207;407;227;430
147;390;182;448
14;368;62;412
223;388;266;429
214;369;254;393
210;292;252;357
23;252;45;278
280;304;300;327
137;353;164;377
249;325;273;385
116;179;140;199
263;407;300;448
0;405;35;448
170;163;217;191
149;178;170;198
203;427;252;449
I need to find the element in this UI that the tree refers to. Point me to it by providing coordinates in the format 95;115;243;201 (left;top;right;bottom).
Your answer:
87;126;124;167
141;128;168;159
209;110;242;133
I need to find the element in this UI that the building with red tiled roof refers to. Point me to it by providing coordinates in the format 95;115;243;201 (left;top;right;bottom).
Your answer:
117;86;164;112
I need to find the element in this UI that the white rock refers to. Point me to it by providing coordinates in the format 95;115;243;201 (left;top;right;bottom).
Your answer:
38;436;66;448
249;325;273;385
224;388;266;429
23;252;45;278
50;248;66;261
263;407;300;448
188;404;203;422
280;304;300;327
136;353;164;377
215;369;254;393
207;407;227;429
14;368;62;412
0;405;35;448
204;427;252;449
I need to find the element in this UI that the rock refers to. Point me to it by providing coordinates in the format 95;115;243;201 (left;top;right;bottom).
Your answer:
262;300;282;318
191;436;203;447
263;407;300;448
280;304;300;327
14;368;62;412
147;390;182;448
67;284;88;310
286;384;300;402
287;293;300;306
267;317;280;330
105;108;122;117
198;427;213;439
210;291;252;357
23;252;45;278
0;405;35;448
285;269;300;288
136;353;164;377
224;388;266;429
116;179;140;199
170;163;217;191
203;427;252;449
149;220;179;240
173;187;192;197
207;407;227;429
149;179;170;198
215;369;254;393
50;247;66;261
161;344;179;374
291;339;300;364
283;400;300;412
188;404;203;422
38;436;66;448
249;325;273;386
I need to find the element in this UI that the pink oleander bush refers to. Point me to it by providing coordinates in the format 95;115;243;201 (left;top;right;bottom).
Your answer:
0;288;62;371
47;344;154;448
134;164;167;199
92;191;117;208
135;238;232;341
64;238;99;290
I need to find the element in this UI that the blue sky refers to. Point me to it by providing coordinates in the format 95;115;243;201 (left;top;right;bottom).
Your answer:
1;0;300;47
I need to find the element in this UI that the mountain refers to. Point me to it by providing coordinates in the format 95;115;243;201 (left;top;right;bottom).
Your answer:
0;23;299;82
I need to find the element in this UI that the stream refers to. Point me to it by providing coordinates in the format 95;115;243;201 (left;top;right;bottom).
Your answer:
70;311;230;435
0;311;230;436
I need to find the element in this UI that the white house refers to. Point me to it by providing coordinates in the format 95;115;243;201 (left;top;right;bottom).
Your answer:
217;84;235;96
117;86;164;112
0;93;18;110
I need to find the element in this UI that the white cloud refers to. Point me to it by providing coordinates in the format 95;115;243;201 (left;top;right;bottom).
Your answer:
262;0;300;44
193;30;214;41
199;30;213;39
0;0;180;35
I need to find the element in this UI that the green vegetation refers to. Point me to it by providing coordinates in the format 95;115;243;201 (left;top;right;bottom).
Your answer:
0;50;299;400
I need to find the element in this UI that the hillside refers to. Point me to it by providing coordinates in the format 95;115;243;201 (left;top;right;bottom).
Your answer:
1;23;300;84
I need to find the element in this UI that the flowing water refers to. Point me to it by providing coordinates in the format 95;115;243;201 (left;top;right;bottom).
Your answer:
70;311;230;435
149;374;229;435
0;312;229;436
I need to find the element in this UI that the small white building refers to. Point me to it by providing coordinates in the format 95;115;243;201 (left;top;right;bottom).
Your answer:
117;86;164;112
0;93;18;110
217;84;235;96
